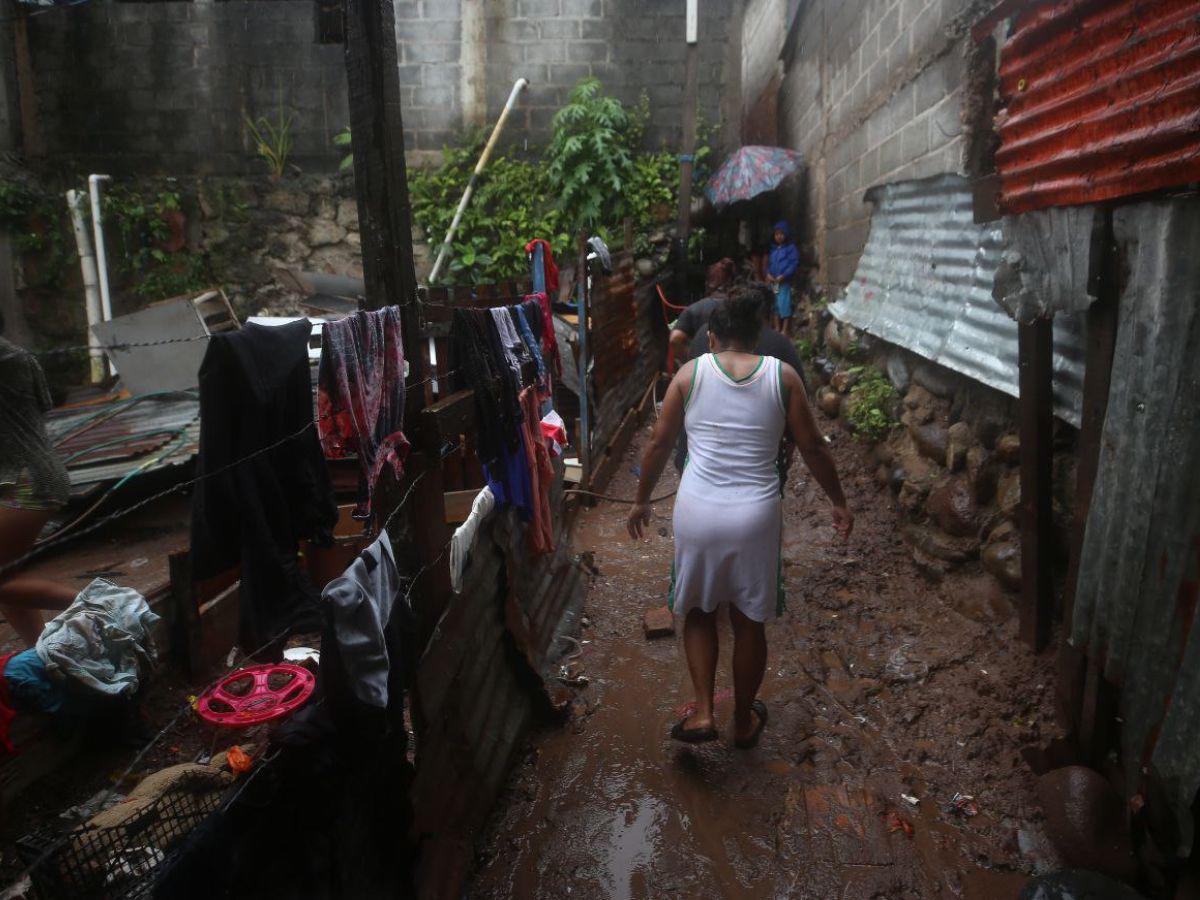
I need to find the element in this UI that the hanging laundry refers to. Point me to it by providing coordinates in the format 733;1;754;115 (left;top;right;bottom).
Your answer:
526;292;561;378
451;308;522;473
321;531;411;708
489;306;530;383
317;307;409;519
191;320;337;651
485;426;534;522
541;409;568;457
5;648;64;715
525;238;559;297
511;303;548;391
520;386;555;554
36;578;158;697
450;487;496;593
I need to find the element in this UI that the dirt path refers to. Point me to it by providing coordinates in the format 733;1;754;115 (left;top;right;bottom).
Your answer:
470;417;1058;899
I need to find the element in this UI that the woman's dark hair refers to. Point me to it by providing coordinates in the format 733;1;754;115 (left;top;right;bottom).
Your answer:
709;284;768;348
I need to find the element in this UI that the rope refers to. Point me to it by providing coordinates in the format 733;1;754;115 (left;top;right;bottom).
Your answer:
563;488;677;505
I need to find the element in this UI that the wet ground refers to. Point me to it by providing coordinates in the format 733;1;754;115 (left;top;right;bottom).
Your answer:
470;416;1060;899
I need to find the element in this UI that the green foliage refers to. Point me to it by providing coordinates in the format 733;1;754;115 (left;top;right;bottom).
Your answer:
844;366;898;443
0;179;71;287
407;78;715;285
794;337;815;360
103;186;208;300
334;126;353;173
546;78;632;235
244;97;295;179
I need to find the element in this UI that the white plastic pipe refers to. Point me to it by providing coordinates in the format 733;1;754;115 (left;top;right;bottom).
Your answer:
88;174;113;323
66;189;107;383
428;77;529;284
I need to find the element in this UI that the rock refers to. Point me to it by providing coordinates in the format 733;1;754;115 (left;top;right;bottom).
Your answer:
649;229;668;245
830;369;859;394
912;547;950;582
813;357;837;385
816;386;841;417
886;352;910;391
336;198;359;228
982;540;1021;590
987;519;1017;546
946;421;972;472
889;467;907;493
911;362;955;398
643;606;674;639
263;188;311;216
904;523;980;563
912;423;949;463
872;442;895;466
898;477;932;513
901;384;938;426
941;574;1015;624
875;464;891;487
995;433;1021;463
966;446;999;504
997;469;1022;519
925;476;979;537
635;258;656;277
823;319;845;355
308;219;347;248
1036;767;1137;882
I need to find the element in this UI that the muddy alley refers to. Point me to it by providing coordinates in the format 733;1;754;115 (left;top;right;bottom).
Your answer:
470;418;1057;899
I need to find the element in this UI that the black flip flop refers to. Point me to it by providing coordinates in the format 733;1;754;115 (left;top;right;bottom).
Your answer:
670;717;718;744
734;700;768;749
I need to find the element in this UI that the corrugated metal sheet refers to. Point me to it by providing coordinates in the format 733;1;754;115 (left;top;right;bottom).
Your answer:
1071;197;1200;852
829;174;1086;425
995;0;1200;214
45;393;200;488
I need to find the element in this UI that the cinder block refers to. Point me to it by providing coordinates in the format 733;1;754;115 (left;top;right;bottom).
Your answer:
902;115;930;161
580;18;614;40
404;41;461;64
423;0;462;19
525;41;567;64
538;18;580;39
567;40;608;63
561;0;602;17
547;62;593;87
395;19;461;42
880;132;903;177
518;0;560;18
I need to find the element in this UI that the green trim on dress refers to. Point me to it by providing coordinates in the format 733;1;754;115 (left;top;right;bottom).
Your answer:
712;353;764;383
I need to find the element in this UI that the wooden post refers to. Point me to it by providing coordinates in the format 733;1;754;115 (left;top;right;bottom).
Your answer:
674;0;699;302
576;231;591;487
1059;211;1120;752
1017;316;1054;651
344;0;450;637
12;13;42;159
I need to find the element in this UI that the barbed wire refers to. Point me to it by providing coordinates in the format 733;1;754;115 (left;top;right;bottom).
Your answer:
34;334;214;358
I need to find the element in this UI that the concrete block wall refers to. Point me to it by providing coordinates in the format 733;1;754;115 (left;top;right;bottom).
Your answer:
740;0;786;128
23;0;737;174
770;0;976;290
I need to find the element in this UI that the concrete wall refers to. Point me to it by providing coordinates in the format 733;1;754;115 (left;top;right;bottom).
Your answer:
23;0;738;175
740;0;786;133
765;0;984;291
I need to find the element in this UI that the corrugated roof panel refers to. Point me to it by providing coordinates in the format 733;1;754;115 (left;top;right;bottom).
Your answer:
1072;197;1200;851
995;0;1200;214
830;174;1085;425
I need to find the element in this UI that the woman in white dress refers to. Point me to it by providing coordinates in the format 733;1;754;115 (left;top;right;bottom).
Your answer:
627;285;852;747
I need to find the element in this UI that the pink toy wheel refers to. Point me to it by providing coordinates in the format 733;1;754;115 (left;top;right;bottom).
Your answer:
196;663;315;727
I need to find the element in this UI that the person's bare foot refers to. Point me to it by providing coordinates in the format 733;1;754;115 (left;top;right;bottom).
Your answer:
733;700;768;749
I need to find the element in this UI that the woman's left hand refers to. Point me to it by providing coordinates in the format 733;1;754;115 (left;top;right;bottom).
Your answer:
627;503;651;539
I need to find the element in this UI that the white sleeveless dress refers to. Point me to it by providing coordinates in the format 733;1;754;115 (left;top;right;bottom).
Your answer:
671;353;786;622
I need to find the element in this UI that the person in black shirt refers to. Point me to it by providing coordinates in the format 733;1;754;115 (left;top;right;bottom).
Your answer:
667;258;736;369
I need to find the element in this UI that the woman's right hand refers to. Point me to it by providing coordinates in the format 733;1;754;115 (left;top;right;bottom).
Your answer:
627;503;651;540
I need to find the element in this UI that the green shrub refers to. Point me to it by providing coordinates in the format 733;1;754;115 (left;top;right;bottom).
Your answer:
844;366;897;442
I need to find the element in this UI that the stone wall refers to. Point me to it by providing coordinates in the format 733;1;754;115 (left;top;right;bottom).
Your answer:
748;0;988;291
22;0;739;175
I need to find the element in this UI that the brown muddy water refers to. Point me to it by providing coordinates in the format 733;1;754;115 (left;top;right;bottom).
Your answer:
470;422;1058;899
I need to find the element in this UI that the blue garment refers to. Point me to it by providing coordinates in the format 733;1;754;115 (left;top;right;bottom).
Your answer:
5;648;64;714
768;220;800;283
511;305;547;386
775;284;794;319
484;428;534;522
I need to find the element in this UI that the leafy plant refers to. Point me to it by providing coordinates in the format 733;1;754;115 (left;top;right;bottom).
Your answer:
244;97;295;180
844;366;898;442
105;186;208;300
794;337;815;360
334;126;353;173
546;78;633;236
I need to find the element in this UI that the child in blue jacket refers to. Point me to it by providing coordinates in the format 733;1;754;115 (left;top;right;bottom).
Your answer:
767;220;800;336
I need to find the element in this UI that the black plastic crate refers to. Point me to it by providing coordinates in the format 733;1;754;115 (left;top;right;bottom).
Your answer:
17;779;224;900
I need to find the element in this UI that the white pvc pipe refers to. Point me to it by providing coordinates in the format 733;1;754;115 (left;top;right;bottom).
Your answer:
88;174;113;323
66;189;107;384
428;77;529;284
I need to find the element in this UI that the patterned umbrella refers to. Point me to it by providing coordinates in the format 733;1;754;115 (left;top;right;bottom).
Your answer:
703;145;805;209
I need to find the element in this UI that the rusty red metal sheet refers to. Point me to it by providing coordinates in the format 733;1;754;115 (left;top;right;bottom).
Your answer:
995;0;1200;214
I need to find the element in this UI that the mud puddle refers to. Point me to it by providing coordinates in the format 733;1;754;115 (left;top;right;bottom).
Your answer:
471;422;1058;899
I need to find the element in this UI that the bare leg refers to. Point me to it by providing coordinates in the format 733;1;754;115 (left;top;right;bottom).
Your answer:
681;608;719;731
730;604;767;743
0;507;73;645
